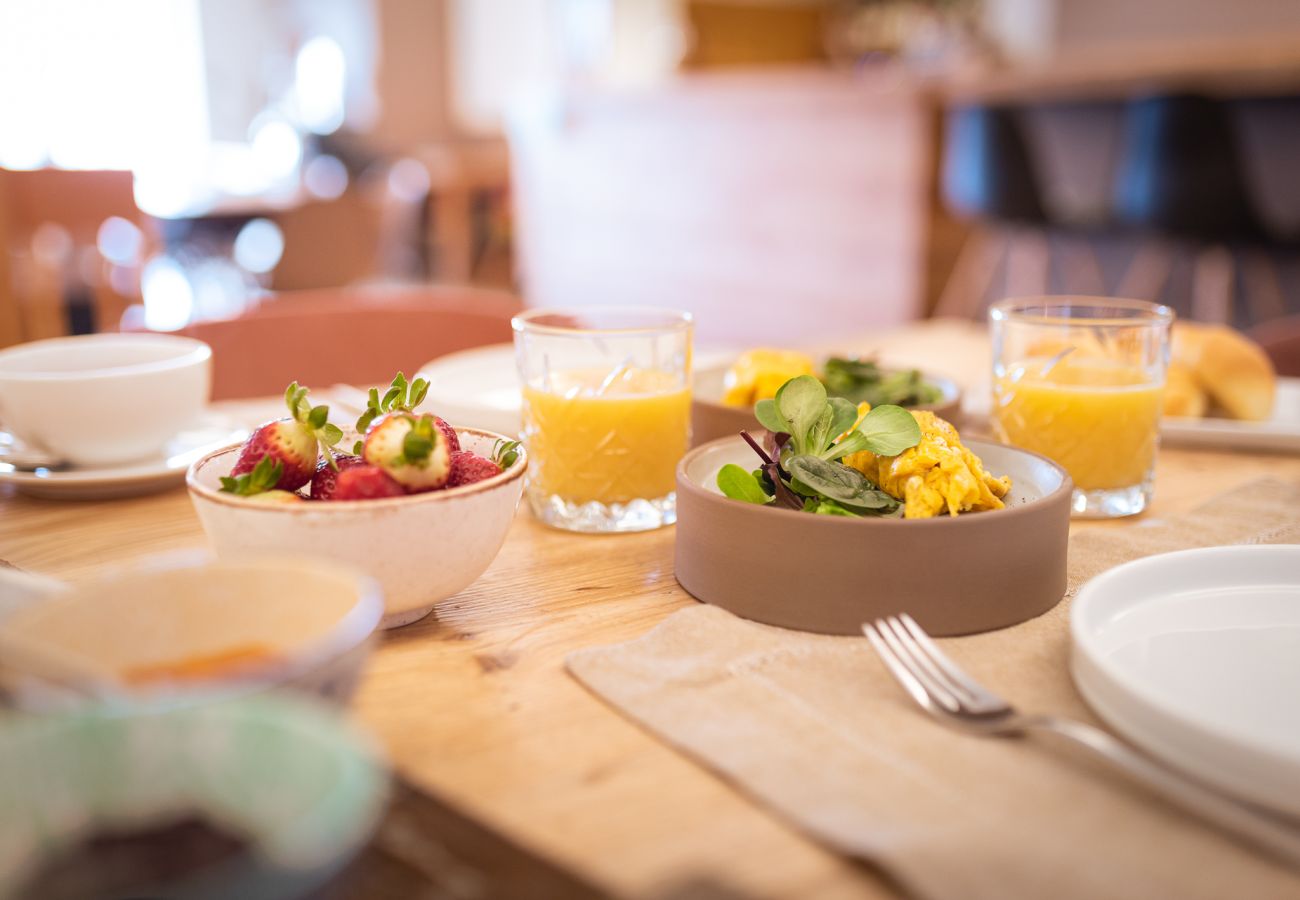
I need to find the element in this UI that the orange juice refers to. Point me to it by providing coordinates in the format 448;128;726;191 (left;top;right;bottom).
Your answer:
994;358;1163;491
522;367;690;504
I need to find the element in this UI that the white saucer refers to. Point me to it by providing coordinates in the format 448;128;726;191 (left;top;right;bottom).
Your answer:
1071;545;1300;817
0;414;247;500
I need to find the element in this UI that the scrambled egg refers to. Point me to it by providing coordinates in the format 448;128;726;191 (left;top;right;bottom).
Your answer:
843;405;1011;519
722;349;816;407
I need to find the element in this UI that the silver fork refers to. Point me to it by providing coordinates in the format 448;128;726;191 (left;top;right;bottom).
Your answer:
864;613;1300;869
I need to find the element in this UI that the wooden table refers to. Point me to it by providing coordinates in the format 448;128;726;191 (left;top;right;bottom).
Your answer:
3;320;1297;899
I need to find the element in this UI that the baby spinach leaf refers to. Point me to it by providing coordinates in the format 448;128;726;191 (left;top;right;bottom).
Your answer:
717;464;772;505
775;376;828;455
828;396;859;441
802;497;863;517
754;399;787;434
855;404;923;457
786;455;898;509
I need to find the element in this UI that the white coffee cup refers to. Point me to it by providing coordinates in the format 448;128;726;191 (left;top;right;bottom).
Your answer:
0;334;212;467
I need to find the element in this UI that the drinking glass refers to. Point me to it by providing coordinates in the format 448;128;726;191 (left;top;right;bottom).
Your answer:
512;307;693;533
990;297;1172;518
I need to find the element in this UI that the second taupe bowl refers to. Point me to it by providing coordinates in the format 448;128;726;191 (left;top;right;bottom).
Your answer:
674;437;1072;636
690;365;963;448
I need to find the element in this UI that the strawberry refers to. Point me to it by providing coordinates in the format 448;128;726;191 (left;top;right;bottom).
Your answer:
330;464;405;500
361;412;450;492
353;372;431;435
309;454;366;500
434;416;460;454
446;451;501;488
230;383;344;491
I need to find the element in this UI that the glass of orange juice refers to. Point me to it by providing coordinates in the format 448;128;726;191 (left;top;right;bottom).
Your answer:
990;297;1172;518
512;307;693;532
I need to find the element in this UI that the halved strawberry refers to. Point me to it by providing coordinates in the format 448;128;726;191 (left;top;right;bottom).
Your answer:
230;383;344;491
330;464;405;500
361;412;450;492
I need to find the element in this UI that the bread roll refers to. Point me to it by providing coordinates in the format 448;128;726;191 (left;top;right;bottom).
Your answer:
1162;361;1207;418
1171;322;1276;421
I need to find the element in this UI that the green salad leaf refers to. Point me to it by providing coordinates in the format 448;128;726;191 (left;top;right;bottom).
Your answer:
717;464;772;505
822;357;943;407
716;375;921;518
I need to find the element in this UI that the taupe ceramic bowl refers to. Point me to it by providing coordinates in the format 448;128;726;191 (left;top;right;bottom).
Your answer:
691;364;963;448
674;437;1072;636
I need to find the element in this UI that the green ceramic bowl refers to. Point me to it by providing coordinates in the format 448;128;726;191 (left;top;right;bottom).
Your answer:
0;694;388;900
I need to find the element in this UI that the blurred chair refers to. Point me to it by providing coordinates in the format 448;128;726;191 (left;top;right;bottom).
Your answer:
0;168;144;346
934;105;1052;318
162;285;521;400
1249;314;1300;378
1112;94;1281;325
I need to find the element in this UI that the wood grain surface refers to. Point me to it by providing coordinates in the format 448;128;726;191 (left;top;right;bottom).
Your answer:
3;320;1298;899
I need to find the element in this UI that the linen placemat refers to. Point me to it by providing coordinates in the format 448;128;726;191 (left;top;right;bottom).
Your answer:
567;477;1300;900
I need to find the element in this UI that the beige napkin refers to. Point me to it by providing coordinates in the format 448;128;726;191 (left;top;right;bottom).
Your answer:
568;478;1300;900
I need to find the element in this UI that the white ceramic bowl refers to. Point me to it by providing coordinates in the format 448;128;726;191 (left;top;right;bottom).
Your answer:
0;333;212;466
0;558;383;710
187;428;527;628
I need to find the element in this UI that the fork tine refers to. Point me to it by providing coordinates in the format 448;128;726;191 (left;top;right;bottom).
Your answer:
881;616;980;710
897;614;1007;711
862;622;948;713
869;619;962;713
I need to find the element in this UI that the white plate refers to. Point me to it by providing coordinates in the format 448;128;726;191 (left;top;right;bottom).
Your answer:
418;343;522;438
1160;377;1300;452
0;413;246;500
1071;545;1300;817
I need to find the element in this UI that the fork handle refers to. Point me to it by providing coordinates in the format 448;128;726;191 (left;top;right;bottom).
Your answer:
1023;715;1300;868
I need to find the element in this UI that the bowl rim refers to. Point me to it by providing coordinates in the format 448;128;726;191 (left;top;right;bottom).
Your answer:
691;360;963;413
186;426;527;512
3;557;384;701
676;433;1072;529
0;333;212;381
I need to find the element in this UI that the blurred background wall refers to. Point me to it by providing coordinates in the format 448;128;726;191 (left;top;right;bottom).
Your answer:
2;0;1298;347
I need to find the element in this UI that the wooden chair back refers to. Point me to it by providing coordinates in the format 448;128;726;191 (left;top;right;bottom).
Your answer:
168;284;521;400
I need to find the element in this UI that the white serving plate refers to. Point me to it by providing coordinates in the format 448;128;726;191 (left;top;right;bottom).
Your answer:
1071;545;1300;817
417;343;523;438
1160;377;1300;452
0;413;247;500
